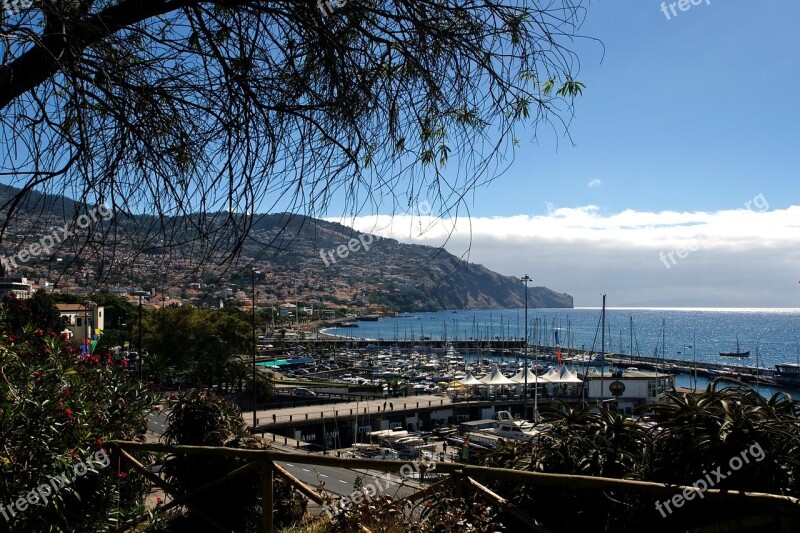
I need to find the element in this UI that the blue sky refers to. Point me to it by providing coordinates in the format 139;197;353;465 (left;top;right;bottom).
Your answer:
342;0;800;307
466;0;799;217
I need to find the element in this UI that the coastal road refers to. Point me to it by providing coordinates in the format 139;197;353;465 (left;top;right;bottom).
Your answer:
146;409;420;501
275;459;419;499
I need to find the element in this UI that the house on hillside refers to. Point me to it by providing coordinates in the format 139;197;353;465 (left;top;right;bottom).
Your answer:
56;302;105;340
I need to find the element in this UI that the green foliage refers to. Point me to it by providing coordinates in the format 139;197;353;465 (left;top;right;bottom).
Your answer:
143;306;251;390
159;389;305;531
0;295;157;532
472;386;800;532
1;292;65;333
322;490;504;532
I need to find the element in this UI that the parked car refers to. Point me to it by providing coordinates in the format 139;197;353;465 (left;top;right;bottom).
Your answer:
293;387;317;397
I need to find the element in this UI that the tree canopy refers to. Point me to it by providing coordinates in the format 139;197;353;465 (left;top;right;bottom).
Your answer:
0;0;588;270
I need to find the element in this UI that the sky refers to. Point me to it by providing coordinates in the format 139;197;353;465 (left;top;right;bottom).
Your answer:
333;0;800;308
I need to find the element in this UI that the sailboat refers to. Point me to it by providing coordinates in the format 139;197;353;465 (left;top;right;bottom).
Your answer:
719;336;750;358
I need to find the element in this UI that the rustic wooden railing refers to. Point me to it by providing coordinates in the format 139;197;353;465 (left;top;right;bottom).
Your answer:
109;441;800;533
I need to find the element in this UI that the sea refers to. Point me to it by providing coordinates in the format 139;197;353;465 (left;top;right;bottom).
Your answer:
322;308;800;374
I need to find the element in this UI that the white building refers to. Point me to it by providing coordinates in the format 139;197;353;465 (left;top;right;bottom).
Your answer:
56;302;105;340
582;369;674;413
0;277;34;299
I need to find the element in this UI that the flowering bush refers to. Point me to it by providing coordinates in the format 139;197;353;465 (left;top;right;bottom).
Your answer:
0;294;158;532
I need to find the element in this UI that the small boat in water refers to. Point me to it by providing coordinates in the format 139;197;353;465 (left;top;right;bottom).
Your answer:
720;336;749;358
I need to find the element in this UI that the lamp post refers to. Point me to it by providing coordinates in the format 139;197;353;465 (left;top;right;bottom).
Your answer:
521;275;531;421
132;290;149;380
82;300;91;356
252;267;261;428
679;343;693;391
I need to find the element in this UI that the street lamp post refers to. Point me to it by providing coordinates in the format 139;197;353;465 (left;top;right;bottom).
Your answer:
252;267;261;428
132;290;148;380
521;275;531;421
82;300;91;356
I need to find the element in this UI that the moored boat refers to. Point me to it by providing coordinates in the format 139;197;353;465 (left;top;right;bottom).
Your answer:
775;363;800;387
720;336;749;357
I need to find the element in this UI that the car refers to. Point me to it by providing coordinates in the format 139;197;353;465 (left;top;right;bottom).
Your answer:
293;387;317;397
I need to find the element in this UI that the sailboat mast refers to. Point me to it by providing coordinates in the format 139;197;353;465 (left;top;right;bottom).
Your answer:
600;294;606;406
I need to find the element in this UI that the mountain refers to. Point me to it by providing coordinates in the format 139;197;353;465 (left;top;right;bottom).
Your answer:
0;187;573;311
230;214;572;311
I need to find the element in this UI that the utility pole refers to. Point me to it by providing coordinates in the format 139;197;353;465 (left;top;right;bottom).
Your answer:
132;290;149;380
252;267;261;428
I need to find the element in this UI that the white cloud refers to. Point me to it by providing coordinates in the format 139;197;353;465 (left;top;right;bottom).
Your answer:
328;204;800;307
588;178;602;188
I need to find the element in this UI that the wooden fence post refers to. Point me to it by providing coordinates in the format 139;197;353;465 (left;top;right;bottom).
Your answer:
263;462;274;533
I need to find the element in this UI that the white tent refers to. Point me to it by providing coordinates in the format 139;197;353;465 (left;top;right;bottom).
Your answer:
552;366;582;384
459;372;484;386
479;364;516;386
542;367;560;382
511;367;548;384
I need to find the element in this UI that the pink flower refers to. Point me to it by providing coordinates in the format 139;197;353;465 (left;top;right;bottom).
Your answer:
118;472;127;479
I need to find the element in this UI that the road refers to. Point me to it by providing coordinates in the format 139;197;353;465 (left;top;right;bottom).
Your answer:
146;409;421;500
275;457;419;499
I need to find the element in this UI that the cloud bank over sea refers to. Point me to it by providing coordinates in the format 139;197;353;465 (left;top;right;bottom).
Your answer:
330;204;800;308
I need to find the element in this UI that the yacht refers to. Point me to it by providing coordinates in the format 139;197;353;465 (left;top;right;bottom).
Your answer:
486;411;541;441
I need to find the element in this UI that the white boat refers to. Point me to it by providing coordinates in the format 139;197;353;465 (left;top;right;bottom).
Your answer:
486;411;541;441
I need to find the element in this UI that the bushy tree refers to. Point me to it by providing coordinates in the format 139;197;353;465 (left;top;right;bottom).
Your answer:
0;294;157;532
160;389;305;531
1;0;587;272
475;386;800;532
142;306;257;391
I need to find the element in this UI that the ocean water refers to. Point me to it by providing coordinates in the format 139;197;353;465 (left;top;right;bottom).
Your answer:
322;308;800;370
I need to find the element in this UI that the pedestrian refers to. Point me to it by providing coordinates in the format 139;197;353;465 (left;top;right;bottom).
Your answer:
389;402;393;410
383;401;387;410
442;441;447;454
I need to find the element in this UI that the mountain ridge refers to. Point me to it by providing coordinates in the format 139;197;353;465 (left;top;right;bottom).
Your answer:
0;186;573;311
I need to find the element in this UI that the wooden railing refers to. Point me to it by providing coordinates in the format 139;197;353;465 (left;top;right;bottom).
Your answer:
109;441;800;533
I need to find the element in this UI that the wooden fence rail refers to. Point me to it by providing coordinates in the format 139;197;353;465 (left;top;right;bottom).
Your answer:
109;441;800;532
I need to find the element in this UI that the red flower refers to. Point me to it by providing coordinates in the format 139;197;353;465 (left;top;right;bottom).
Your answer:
33;370;41;378
156;497;164;505
64;408;74;420
7;336;15;344
96;438;103;447
121;358;128;369
36;329;44;336
70;451;77;459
